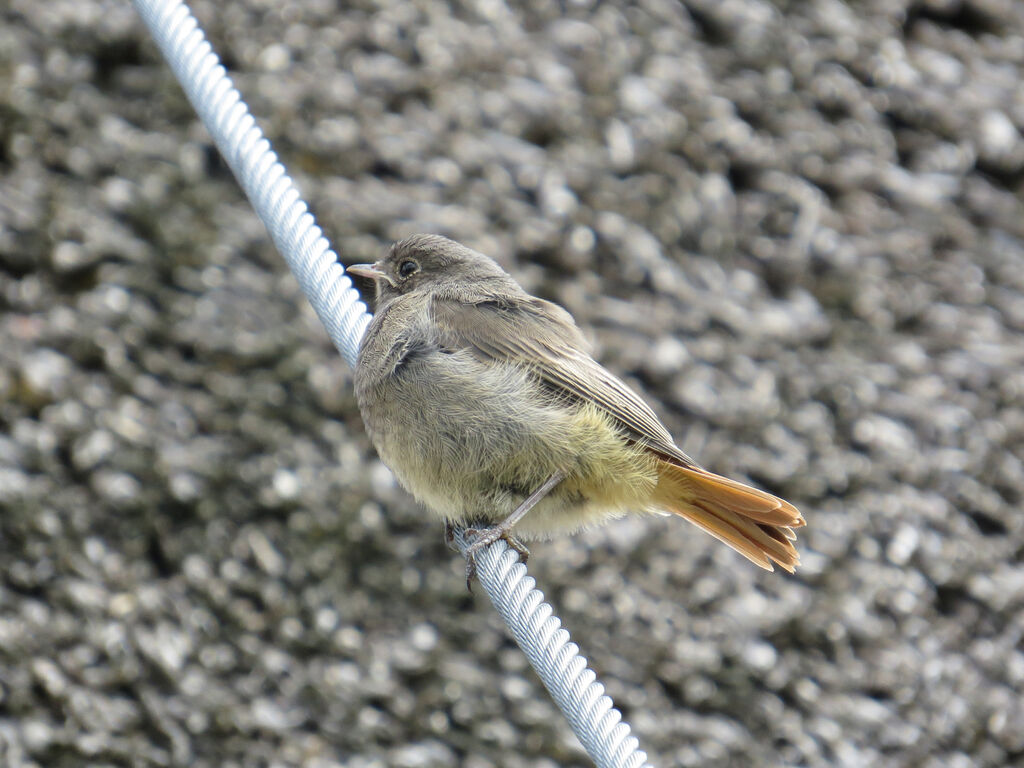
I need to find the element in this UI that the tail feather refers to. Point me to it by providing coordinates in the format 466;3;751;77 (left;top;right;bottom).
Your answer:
760;522;798;543
654;462;805;573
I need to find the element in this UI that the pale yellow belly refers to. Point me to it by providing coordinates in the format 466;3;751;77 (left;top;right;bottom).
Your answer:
370;351;661;539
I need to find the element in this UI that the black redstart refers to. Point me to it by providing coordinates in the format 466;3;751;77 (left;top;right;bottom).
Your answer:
349;235;804;581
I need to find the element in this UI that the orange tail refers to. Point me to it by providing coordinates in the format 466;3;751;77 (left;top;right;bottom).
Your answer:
653;461;805;573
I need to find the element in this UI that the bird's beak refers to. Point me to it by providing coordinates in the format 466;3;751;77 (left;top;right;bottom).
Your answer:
346;261;392;285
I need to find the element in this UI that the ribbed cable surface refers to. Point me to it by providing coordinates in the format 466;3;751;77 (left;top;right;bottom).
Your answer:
132;1;653;766
133;0;369;366
453;532;653;768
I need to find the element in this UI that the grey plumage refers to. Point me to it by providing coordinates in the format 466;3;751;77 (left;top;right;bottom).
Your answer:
351;235;804;569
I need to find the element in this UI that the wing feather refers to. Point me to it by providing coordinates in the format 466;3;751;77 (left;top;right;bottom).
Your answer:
429;292;697;467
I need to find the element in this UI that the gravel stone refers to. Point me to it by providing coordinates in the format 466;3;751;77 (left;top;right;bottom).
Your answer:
2;1;1024;766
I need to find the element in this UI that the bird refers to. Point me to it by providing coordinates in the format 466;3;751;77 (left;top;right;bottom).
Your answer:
348;234;804;582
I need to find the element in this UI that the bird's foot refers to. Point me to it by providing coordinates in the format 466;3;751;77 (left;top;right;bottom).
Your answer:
458;469;564;590
462;525;530;591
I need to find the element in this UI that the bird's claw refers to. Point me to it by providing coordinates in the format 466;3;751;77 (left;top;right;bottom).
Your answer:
462;525;530;592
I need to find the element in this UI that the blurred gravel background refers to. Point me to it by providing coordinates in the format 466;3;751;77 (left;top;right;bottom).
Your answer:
3;0;1024;766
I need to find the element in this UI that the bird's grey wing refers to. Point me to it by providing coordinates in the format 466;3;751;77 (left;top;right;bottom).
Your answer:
429;293;698;467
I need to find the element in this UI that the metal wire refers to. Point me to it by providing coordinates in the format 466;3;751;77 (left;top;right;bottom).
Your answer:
132;1;653;765
452;531;653;768
133;0;369;366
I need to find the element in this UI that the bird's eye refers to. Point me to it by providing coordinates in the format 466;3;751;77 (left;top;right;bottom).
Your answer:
398;260;419;278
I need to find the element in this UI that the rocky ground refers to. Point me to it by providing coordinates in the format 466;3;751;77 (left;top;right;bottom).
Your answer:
2;0;1024;766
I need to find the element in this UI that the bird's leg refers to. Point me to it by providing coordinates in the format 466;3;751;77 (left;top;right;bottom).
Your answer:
464;468;567;588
